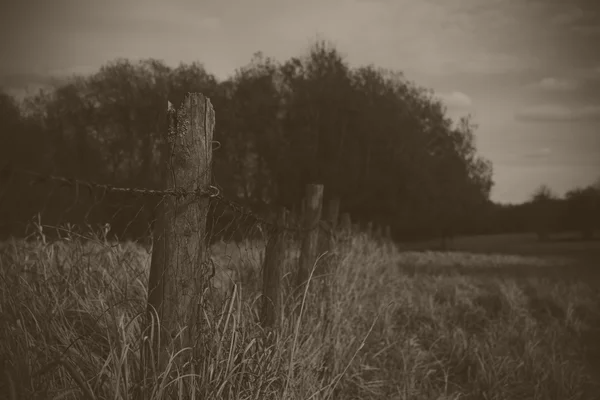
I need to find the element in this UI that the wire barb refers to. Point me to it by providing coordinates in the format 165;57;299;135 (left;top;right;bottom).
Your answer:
7;165;327;235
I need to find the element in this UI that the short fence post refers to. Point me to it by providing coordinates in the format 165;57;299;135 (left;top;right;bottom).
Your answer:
340;213;351;236
289;204;301;242
296;184;324;296
319;196;340;385
145;93;214;371
318;197;340;257
261;207;287;329
326;197;340;249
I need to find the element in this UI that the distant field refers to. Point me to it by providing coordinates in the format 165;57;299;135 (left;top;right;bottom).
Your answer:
1;233;599;399
399;231;600;268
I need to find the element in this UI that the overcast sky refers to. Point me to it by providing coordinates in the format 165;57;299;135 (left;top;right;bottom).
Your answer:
1;0;599;204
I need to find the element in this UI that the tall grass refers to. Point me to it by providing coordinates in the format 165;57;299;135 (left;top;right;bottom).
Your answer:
1;228;599;399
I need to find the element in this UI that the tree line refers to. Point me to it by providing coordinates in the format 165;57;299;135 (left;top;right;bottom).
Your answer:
482;183;600;241
4;39;555;243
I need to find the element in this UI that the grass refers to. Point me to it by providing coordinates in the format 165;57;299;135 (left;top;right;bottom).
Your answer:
400;231;600;267
1;227;599;399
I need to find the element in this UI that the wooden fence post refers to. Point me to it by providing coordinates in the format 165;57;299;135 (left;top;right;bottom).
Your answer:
319;196;340;385
261;207;286;329
338;212;352;248
318;197;340;257
289;203;302;241
326;198;341;231
296;184;324;295
340;213;351;235
146;93;214;369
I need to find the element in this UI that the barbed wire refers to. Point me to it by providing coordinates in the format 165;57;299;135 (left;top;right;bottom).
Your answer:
0;163;220;199
1;162;336;237
210;192;334;236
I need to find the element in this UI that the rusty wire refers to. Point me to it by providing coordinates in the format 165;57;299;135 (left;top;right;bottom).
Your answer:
1;162;331;237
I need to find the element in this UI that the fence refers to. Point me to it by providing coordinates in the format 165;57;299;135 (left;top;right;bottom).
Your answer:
0;92;394;398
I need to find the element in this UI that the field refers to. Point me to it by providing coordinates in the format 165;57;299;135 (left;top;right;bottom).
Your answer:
1;230;599;399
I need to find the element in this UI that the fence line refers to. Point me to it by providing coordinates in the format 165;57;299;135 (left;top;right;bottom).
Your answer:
0;163;344;240
0;92;396;387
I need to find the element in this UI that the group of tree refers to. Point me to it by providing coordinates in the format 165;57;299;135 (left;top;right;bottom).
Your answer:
0;40;495;242
477;182;600;241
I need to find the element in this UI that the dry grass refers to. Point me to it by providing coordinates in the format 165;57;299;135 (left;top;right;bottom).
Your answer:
1;228;599;399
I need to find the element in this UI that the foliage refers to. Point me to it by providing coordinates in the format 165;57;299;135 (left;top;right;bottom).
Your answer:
0;40;493;242
565;186;600;240
479;182;600;241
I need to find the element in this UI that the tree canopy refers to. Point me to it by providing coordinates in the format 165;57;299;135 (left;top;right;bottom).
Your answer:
1;40;495;241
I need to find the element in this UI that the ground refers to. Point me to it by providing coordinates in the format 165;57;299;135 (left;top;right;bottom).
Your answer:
0;231;599;399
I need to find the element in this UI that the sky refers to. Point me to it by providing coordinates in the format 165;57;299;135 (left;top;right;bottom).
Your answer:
1;0;599;204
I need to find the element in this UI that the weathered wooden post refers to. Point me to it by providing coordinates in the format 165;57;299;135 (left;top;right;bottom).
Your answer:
145;93;214;370
338;212;352;249
318;197;340;257
261;207;287;329
296;184;324;295
290;202;302;241
326;198;340;228
340;213;351;235
319;196;340;385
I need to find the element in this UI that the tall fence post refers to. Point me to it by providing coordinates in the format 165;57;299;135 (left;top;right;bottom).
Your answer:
145;93;214;370
325;197;340;250
261;207;287;330
319;196;340;385
318;197;340;258
296;184;324;296
338;212;352;248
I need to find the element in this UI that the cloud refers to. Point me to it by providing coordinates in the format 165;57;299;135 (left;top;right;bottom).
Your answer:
0;67;99;94
523;147;552;159
573;24;600;36
0;65;102;100
0;72;58;91
3;83;50;101
435;91;472;108
536;77;579;91
199;17;221;30
46;65;99;77
515;104;600;123
550;7;585;26
265;0;541;77
440;52;539;76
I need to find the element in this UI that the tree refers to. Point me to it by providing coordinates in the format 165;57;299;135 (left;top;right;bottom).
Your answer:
529;184;557;241
565;185;599;240
4;38;495;243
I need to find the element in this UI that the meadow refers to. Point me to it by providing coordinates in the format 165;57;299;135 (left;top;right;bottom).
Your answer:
1;228;599;399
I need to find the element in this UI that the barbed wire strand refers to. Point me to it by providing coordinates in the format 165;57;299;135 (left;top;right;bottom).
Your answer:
1;162;335;237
